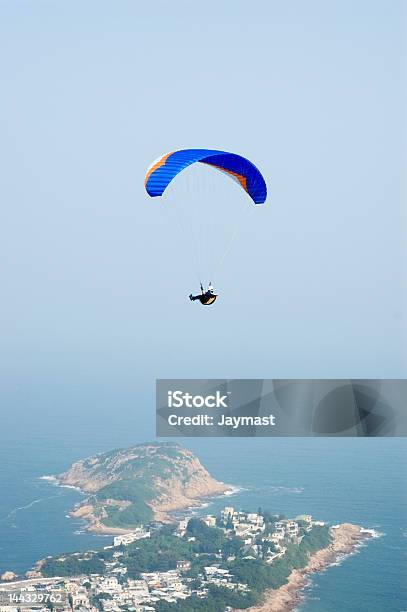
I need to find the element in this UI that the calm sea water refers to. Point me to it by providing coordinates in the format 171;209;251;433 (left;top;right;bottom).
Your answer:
0;425;406;611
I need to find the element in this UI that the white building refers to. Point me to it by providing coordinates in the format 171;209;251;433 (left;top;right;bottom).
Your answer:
234;524;251;538
269;533;284;545
176;518;189;537
100;576;120;592
202;515;217;527
247;513;264;526
71;593;90;608
286;521;299;537
114;527;150;547
220;507;235;524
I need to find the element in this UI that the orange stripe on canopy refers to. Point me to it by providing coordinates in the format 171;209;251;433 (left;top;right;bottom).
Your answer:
144;151;173;187
207;163;248;193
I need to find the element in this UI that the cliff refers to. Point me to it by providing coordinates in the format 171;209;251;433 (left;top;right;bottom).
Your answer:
57;442;230;533
240;524;374;612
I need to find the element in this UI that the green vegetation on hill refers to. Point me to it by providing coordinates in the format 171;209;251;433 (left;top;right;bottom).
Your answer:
151;524;332;612
41;516;331;612
186;518;242;558
102;502;153;528
125;534;191;578
97;479;155;527
41;555;105;577
77;442;188;484
59;442;225;530
41;528;191;579
229;525;331;592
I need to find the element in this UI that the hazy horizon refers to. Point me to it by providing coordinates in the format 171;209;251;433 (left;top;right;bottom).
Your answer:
0;1;406;436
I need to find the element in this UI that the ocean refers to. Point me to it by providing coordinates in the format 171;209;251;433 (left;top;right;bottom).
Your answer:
0;423;406;611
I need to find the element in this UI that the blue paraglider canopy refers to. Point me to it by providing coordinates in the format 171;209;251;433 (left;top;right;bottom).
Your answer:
145;148;267;205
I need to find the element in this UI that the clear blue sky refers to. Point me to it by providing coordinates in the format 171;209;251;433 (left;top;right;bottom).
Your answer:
0;1;405;434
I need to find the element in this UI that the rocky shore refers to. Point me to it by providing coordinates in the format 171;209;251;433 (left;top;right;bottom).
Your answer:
68;504;135;535
238;524;374;612
56;443;231;534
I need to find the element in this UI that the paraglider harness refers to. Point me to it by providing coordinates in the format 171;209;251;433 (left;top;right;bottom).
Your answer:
189;283;218;306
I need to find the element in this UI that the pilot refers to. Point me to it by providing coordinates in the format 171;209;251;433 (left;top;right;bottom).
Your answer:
189;282;217;305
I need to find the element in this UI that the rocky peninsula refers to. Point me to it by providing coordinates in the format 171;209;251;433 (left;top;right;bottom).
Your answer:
0;443;376;612
57;442;231;533
240;523;374;612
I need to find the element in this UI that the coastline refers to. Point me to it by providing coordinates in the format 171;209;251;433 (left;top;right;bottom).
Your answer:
50;444;234;535
56;479;234;535
238;524;375;612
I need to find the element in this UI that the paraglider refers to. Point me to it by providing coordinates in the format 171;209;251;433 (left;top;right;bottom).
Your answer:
145;149;267;305
189;282;217;306
145;149;267;204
